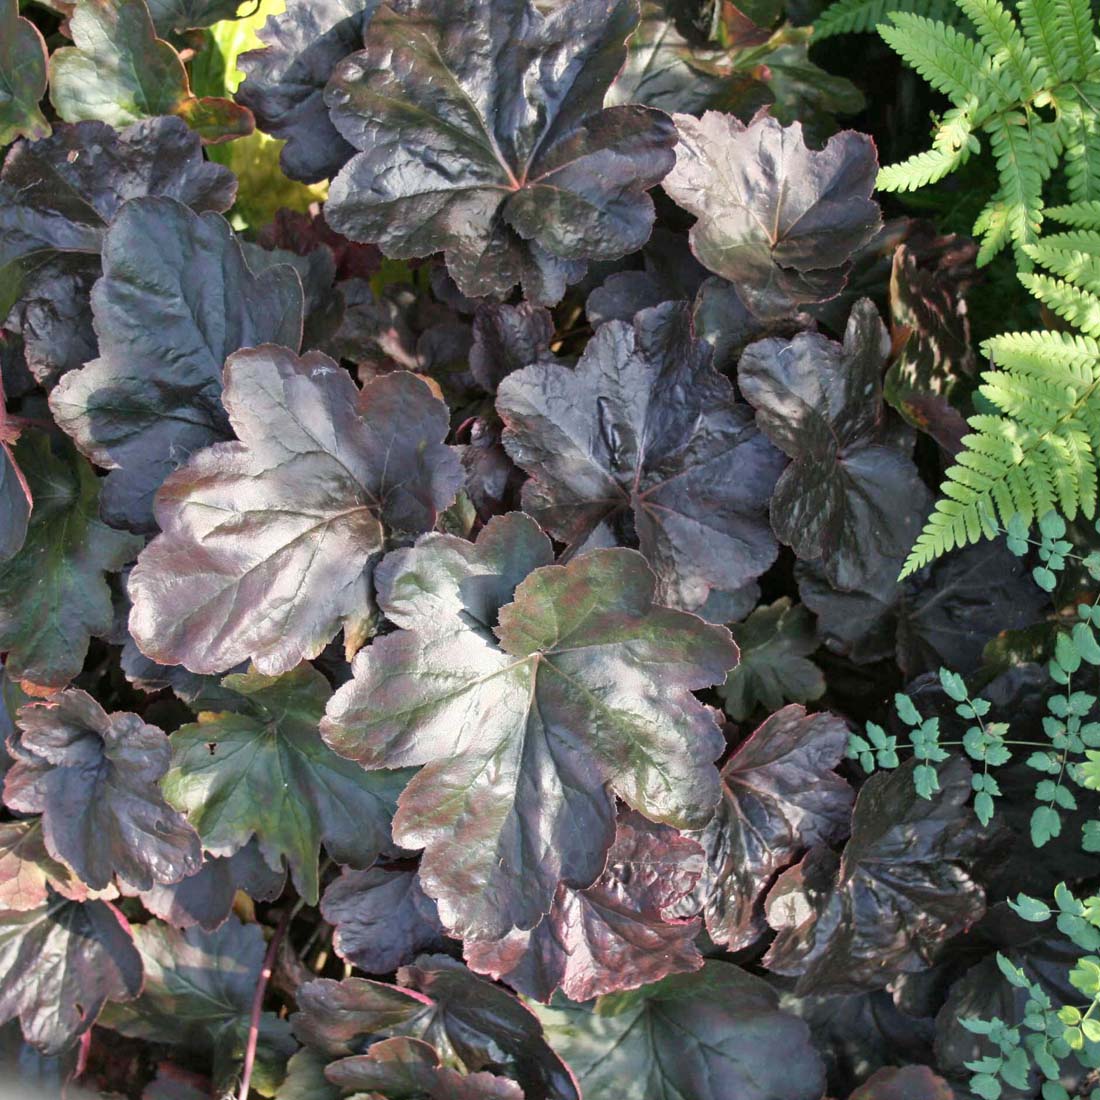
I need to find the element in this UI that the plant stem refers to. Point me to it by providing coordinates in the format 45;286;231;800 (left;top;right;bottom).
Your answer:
238;905;294;1100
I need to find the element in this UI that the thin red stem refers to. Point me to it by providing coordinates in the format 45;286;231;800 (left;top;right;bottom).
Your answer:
238;907;293;1100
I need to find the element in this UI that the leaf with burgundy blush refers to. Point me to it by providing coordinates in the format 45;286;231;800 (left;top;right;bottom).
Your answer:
49;196;303;532
536;961;825;1100
48;0;253;143
497;301;785;612
0;820;95;912
763;757;985;995
0;435;142;692
739;298;931;591
323;0;676;303
849;1065;956;1100
0;895;142;1055
322;868;447;974
326;1036;525;1099
162;664;407;905
257;207;382;282
128;345;461;675
291;955;579;1100
322;516;735;940
99;916;297;1096
0;118;236;386
0;0;49;146
662;111;880;319
687;704;853;951
237;0;377;183
4;689;202;891
465;811;704;1002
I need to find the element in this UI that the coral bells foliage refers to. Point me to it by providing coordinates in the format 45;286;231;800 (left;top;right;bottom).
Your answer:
1;0;1086;1095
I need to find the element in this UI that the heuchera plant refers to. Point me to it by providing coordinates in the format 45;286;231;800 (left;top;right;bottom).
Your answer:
1;0;1096;1097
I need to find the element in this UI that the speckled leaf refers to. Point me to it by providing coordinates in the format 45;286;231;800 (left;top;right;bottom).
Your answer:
686;705;853;951
4;689;201;891
99;916;297;1096
0;118;236;385
127;346;461;675
497;301;785;612
49;0;252;143
465;811;704;1002
0;0;50;146
0;434;142;691
324;0;676;302
536;960;825;1100
662;111;880;318
237;0;376;183
763;757;985;995
739;299;931;591
322;868;447;974
323;528;734;940
49;198;302;530
292;955;579;1100
0;895;141;1055
720;598;824;721
162;664;406;904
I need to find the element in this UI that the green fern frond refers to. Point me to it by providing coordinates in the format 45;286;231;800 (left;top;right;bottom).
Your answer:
879;13;1003;101
877;143;975;191
814;0;960;38
1047;201;1100;227
1017;0;1073;81
1061;92;1100;203
956;0;1039;93
902;204;1100;575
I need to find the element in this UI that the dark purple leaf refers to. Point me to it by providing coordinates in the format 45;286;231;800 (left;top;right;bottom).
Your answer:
763;758;985;995
0;895;141;1055
138;843;285;932
536;960;825;1100
237;0;376;183
4;689;201;891
585;228;709;327
326;1036;526;1099
49;196;302;531
323;0;677;303
497;301;785;612
291;954;579;1100
257;206;382;281
0;118;235;385
688;704;853;951
162;664;407;904
146;0;246;37
322;517;735;939
0;435;142;692
322;867;446;975
470;303;557;395
798;538;1049;676
0;372;30;562
739;298;932;590
662;111;880;319
99;916;297;1096
465;810;703;1002
128;346;461;675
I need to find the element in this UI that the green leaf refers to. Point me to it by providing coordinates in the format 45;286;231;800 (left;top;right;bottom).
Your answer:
1030;804;1062;846
720;599;825;720
162;664;407;905
940;667;969;701
0;0;50;144
49;0;252;143
1008;894;1053;922
0;434;142;692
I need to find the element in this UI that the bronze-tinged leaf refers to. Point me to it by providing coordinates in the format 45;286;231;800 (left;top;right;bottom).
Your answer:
323;516;735;940
0;0;50;146
465;810;704;1002
662;110;880;318
323;0;676;302
128;345;461;675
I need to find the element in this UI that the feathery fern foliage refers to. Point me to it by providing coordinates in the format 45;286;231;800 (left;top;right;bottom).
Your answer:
877;0;1100;267
815;0;961;42
902;202;1100;575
